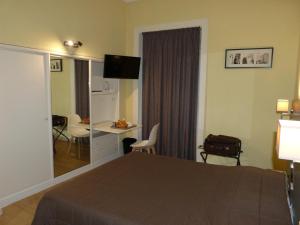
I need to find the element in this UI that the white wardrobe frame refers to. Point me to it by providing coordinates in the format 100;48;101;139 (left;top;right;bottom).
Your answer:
0;44;121;212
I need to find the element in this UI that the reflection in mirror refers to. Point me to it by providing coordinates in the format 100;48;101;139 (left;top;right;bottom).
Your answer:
51;56;90;177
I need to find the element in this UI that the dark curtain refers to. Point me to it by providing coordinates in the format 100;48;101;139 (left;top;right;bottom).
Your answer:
142;27;201;160
75;59;89;119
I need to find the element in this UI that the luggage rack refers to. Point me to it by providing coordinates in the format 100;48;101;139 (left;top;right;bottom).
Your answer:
199;134;243;166
52;115;69;154
199;146;243;166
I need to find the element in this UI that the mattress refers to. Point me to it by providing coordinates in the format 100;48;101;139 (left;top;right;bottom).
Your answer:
32;152;292;225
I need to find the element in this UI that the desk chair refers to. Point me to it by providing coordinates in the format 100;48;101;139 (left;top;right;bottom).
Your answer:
67;114;90;159
131;123;159;154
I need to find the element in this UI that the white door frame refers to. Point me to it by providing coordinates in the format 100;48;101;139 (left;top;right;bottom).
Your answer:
132;19;208;161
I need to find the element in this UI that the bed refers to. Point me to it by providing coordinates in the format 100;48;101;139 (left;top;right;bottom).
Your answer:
32;152;292;225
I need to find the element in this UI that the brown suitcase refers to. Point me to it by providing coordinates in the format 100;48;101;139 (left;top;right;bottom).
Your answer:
203;134;242;157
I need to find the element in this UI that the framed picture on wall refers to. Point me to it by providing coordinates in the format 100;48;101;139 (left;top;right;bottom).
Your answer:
50;59;63;72
225;47;274;68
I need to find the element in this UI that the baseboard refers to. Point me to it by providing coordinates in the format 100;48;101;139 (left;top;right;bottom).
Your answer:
92;152;122;168
0;152;122;211
0;179;52;209
52;164;93;185
54;152;121;184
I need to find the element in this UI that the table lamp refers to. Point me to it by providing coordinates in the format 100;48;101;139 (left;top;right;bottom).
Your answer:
276;99;289;119
276;119;300;190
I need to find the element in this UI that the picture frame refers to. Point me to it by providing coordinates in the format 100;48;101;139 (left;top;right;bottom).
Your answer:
225;47;274;68
50;59;63;72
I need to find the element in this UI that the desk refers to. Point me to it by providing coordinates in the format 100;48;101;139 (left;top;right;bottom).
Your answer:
92;121;141;134
91;121;141;161
72;121;141;134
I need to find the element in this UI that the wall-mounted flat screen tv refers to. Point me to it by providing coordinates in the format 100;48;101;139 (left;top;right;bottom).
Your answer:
103;54;141;79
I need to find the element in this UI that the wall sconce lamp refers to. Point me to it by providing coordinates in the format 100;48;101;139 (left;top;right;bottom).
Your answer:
276;99;289;119
276;119;300;191
63;40;83;48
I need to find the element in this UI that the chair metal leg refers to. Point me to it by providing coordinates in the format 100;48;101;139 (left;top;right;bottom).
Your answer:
68;137;73;153
78;138;81;159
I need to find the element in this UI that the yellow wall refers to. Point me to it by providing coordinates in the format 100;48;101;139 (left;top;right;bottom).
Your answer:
297;37;300;98
1;0;300;169
124;0;300;168
0;0;126;58
51;57;72;117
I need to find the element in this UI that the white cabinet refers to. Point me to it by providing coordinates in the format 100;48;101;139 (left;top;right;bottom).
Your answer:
91;93;117;123
90;60;121;164
0;46;52;201
90;61;119;124
92;133;119;163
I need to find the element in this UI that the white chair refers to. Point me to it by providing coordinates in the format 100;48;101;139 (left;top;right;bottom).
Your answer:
67;114;90;159
131;123;160;154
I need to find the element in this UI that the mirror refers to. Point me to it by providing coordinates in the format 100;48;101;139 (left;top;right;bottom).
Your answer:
50;55;90;177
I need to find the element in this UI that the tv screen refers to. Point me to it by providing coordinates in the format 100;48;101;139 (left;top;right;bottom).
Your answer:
103;54;141;79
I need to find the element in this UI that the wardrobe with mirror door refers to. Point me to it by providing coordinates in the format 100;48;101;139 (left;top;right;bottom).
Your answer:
0;44;121;211
50;55;91;177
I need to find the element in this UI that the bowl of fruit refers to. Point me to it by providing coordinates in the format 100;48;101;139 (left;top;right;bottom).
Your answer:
113;119;128;129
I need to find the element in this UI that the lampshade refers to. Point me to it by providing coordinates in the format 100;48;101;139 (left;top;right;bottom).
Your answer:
276;120;300;162
276;99;289;113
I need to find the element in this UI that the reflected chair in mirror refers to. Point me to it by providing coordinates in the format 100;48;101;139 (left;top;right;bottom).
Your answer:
67;114;90;159
131;123;160;154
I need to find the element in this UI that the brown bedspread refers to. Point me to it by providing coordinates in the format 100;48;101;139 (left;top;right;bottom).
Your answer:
32;152;291;225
